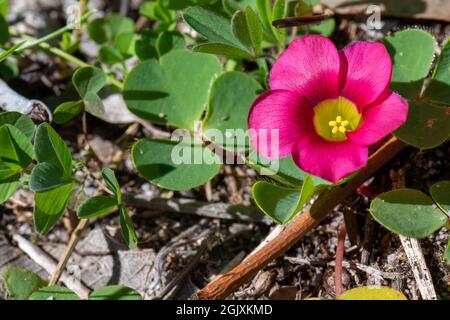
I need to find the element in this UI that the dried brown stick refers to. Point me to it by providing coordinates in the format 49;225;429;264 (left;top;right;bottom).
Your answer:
13;235;90;299
193;137;406;299
49;219;89;286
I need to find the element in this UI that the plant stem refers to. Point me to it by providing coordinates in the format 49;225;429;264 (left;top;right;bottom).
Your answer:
13;34;124;89
193;137;407;300
15;10;96;52
334;223;346;297
19;35;88;67
49;219;89;286
10;11;124;89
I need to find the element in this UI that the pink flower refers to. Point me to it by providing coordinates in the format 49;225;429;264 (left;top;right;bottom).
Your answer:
248;35;408;183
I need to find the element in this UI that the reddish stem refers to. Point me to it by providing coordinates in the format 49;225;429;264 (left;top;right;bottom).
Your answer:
335;223;347;297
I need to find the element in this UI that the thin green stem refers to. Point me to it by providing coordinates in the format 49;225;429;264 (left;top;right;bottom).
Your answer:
11;35;124;89
33;38;89;67
16;9;96;52
9;7;123;89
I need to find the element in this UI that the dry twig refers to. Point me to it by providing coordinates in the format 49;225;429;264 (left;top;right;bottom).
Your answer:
49;219;89;286
399;236;437;300
391;169;437;300
13;235;90;299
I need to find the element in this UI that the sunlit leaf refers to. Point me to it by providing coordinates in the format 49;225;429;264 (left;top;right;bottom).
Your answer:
231;7;262;54
424;38;450;105
99;45;124;65
0;124;33;172
252;176;315;224
119;205;138;250
29;162;71;192
132;138;221;191
339;287;407;300
183;6;244;48
77;195;118;219
102;168;122;204
72;66;107;117
34;123;72;179
0;112;35;140
156;31;185;56
384;29;436;99
53;101;84;124
0;173;19;204
248;151;332;188
88;14;135;45
394;101;449;150
430;180;450;215
3;267;47;300
29;286;79;300
193;42;254;59
124;50;221;130
370;189;448;238
203;71;261;151
135;29;159;60
90;285;141;300
34;182;73;235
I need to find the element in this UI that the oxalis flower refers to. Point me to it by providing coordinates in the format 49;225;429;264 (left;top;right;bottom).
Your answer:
248;35;409;183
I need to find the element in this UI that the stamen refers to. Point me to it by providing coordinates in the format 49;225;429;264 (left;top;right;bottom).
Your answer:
313;97;361;142
329;115;350;135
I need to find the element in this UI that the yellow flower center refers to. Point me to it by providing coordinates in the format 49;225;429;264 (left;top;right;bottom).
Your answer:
313;97;361;142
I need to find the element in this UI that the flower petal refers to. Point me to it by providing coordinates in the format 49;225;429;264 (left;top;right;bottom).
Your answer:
248;89;314;159
347;92;408;147
269;35;341;106
291;134;368;183
340;41;392;109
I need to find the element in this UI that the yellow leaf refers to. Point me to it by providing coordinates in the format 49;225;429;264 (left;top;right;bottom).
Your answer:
339;287;407;300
